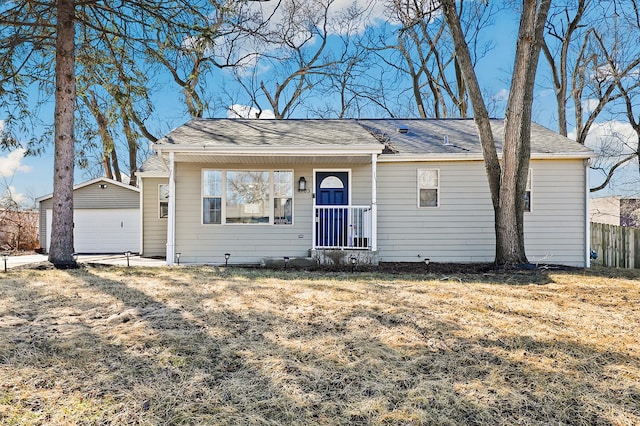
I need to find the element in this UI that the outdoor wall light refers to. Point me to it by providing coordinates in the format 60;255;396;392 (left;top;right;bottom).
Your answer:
283;256;290;269
125;251;131;267
224;253;231;266
175;252;181;265
2;252;8;273
350;255;357;272
298;176;308;192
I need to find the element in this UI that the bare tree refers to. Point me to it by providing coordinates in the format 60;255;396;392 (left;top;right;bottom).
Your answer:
230;0;372;119
441;0;551;266
541;0;587;137
589;78;640;193
363;0;496;119
541;1;640;192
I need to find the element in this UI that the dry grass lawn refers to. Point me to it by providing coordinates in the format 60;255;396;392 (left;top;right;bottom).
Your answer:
1;265;639;425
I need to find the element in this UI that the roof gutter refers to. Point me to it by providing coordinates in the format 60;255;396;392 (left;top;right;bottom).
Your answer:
136;170;170;178
153;144;383;156
377;152;596;162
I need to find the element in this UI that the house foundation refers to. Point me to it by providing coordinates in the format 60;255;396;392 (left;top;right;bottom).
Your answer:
310;249;379;266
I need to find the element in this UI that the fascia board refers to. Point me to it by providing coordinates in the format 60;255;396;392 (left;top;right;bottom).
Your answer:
153;145;383;156
378;152;595;163
137;171;170;178
36;177;139;203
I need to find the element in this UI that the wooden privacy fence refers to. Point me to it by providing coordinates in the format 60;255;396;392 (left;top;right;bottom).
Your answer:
591;222;640;269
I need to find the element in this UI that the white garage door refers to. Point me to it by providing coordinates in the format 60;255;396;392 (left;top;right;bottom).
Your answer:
46;209;140;254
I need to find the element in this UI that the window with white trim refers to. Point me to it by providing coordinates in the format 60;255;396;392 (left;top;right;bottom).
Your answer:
418;169;439;207
203;170;222;224
202;170;294;225
273;171;293;225
159;184;169;219
226;171;270;224
524;169;532;212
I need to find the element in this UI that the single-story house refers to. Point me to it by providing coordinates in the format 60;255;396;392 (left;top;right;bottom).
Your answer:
37;177;140;254
137;118;595;267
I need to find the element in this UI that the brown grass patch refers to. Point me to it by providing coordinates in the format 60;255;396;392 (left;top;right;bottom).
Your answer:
1;266;639;424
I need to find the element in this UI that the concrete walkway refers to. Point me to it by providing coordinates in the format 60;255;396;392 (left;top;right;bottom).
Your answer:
3;253;167;270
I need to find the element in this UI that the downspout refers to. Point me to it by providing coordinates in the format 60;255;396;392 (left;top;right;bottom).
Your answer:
311;171;316;253
166;152;175;266
371;153;378;252
585;159;591;268
139;177;144;256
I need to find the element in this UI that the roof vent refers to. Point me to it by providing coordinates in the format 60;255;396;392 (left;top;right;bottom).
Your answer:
443;135;452;145
397;125;409;134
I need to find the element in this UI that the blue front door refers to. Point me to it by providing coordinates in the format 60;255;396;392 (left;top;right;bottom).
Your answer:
316;172;348;247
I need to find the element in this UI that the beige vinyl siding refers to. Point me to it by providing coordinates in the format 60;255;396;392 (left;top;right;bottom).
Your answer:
141;177;169;257
523;160;587;266
38;180;139;251
377;160;494;263
377;159;587;266
173;162;372;264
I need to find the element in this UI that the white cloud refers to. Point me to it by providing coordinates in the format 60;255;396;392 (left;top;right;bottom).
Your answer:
493;88;509;102
1;185;26;206
215;0;387;71
227;104;276;119
572;120;638;193
570;120;635;155
582;98;599;114
0;148;31;177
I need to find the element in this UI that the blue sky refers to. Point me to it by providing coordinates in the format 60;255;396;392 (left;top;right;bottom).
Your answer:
1;5;636;207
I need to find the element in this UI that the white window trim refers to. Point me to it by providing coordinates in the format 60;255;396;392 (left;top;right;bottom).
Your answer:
525;168;532;212
159;184;169;219
201;169;295;226
273;170;295;226
417;168;440;208
202;169;223;225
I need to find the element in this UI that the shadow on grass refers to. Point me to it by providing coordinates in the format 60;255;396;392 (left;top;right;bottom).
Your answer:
1;267;638;424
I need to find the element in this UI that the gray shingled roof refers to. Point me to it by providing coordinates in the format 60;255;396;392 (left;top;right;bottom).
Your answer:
156;118;380;148
153;118;593;158
139;154;169;173
358;119;594;157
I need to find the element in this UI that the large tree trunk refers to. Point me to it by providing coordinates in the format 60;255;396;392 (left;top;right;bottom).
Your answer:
499;0;550;264
48;0;77;268
122;112;138;187
442;0;550;266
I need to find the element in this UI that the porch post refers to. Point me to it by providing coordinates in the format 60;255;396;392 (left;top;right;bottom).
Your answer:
166;152;175;266
371;153;378;251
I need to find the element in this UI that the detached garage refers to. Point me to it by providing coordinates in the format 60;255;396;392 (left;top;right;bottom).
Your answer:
37;177;140;254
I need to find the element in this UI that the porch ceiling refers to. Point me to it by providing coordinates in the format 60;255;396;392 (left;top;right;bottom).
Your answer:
172;153;373;165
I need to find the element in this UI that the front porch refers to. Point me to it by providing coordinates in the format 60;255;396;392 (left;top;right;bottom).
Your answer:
313;205;374;250
159;141;382;266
